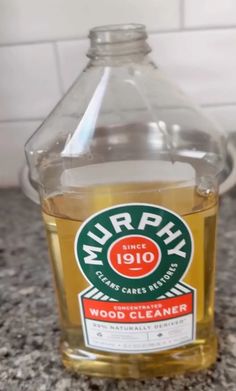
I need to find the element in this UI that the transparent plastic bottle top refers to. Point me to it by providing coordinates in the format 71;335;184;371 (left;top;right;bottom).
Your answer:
25;24;226;378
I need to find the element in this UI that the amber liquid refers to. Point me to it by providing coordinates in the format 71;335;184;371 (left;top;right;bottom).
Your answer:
42;181;218;378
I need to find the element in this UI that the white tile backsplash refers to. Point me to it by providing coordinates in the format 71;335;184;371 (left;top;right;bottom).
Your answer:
0;121;41;186
0;44;61;120
57;30;236;106
185;0;236;27
0;1;236;186
149;29;236;105
56;40;89;92
0;0;180;45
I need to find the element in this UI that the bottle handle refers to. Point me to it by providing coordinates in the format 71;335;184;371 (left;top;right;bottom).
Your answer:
219;142;236;196
20;165;40;204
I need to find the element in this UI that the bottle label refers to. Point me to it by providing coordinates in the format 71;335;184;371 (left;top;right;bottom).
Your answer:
75;203;196;353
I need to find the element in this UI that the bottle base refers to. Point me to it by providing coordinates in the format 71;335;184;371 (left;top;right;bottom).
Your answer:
61;335;217;379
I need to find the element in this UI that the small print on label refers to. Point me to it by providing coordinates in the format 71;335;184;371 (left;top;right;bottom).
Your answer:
79;283;195;353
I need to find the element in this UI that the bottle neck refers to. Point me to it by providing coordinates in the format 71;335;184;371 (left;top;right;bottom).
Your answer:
87;24;151;65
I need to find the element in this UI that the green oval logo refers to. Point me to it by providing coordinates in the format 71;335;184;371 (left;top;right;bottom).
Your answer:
75;203;193;302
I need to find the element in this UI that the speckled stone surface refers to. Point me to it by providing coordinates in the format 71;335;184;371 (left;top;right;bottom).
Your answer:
0;186;236;391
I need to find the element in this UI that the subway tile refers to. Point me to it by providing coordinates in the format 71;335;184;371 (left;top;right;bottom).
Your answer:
0;0;180;45
203;106;236;134
185;0;236;27
0;44;61;120
56;40;89;92
0;121;41;186
149;29;236;105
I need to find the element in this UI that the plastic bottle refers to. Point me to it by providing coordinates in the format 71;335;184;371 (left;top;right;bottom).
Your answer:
25;24;226;378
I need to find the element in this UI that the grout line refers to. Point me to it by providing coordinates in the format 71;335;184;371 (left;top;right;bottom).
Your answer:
0;118;44;124
148;27;182;35
152;24;236;34
201;102;236;108
52;42;64;95
179;0;185;30
176;24;236;33
1;24;236;48
0;36;87;48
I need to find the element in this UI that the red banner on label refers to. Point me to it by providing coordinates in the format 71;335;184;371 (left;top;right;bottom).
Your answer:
82;293;193;323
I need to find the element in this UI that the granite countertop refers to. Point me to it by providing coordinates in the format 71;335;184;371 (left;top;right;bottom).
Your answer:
0;184;236;391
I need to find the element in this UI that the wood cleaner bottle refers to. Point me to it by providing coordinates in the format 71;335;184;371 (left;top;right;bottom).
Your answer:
25;24;226;378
